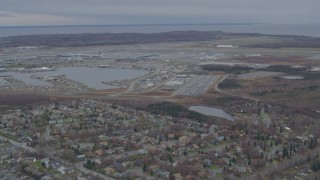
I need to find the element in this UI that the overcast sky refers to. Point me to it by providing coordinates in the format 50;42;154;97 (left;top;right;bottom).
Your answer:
0;0;319;26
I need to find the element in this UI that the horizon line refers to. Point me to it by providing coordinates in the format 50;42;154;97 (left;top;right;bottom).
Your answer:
0;23;264;28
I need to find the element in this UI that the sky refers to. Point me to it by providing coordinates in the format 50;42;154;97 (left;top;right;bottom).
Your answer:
0;0;319;26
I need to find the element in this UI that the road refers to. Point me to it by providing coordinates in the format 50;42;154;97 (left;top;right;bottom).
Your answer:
0;135;37;153
214;74;228;93
109;69;161;97
0;135;114;180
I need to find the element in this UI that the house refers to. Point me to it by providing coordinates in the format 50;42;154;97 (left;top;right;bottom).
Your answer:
19;157;36;164
41;175;53;180
76;155;86;161
236;146;243;153
203;159;212;167
216;136;225;142
162;141;176;149
168;133;175;139
79;143;95;151
193;144;200;150
57;166;74;175
233;165;247;173
149;165;160;172
137;149;148;155
106;149;115;154
51;162;62;170
99;141;108;146
174;173;183;180
156;170;170;178
58;166;67;174
148;137;159;145
200;134;209;139
90;157;102;165
114;147;125;154
122;161;133;168
94;149;105;156
179;136;191;146
104;167;116;175
209;125;218;134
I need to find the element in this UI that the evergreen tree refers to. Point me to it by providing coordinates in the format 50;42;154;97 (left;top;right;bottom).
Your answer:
143;164;147;172
283;147;289;159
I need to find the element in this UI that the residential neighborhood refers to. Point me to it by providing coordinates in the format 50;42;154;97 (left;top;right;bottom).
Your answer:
1;99;320;179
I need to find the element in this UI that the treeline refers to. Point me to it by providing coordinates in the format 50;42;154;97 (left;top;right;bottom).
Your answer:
1;31;320;48
0;94;49;106
311;159;320;172
203;96;247;107
218;79;242;89
143;102;207;122
245;35;320;48
304;72;320;80
0;31;229;48
262;65;320;80
261;65;306;74
202;64;254;74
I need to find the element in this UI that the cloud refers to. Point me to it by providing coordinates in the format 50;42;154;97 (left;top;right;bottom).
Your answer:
0;11;15;18
0;0;319;25
0;12;75;26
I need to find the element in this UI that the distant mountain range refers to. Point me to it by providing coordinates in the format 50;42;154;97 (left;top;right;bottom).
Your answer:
0;31;319;48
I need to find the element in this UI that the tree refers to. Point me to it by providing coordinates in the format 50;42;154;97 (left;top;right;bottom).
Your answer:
310;138;314;149
42;111;50;121
309;138;317;149
143;164;147;172
311;159;320;171
169;172;175;180
279;126;284;133
168;155;173;163
59;150;78;162
183;149;187;156
283;147;289;159
85;160;96;170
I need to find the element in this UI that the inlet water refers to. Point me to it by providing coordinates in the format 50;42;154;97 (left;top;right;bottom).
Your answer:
0;67;148;90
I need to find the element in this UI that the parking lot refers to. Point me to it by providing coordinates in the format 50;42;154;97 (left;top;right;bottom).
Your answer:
175;75;218;96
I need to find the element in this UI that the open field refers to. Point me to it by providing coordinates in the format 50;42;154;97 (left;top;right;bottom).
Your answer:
237;71;282;80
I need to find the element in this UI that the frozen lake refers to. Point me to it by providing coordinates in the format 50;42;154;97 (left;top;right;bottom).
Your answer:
189;106;234;121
